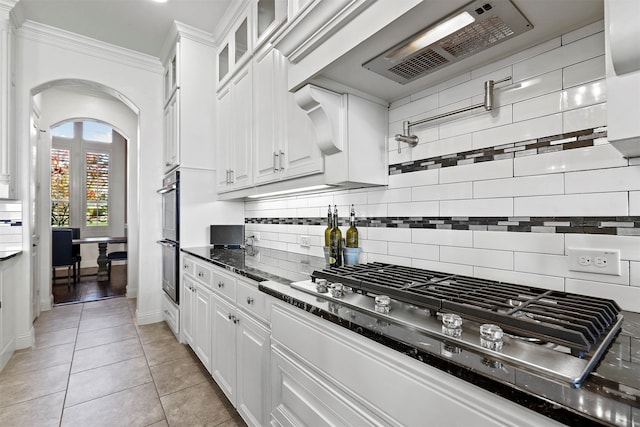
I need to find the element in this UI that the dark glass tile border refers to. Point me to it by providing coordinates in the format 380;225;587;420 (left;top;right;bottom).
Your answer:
246;216;640;236
389;126;607;175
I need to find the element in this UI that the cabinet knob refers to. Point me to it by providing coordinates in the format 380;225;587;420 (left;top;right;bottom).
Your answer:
184;264;188;270
218;281;224;288
228;313;232;320
246;296;254;305
234;317;239;325
197;271;204;277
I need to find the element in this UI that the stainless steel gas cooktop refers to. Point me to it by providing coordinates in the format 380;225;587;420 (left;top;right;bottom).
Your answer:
290;262;623;387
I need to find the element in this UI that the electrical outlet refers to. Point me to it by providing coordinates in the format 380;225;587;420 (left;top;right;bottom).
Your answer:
568;248;621;276
300;235;311;247
253;232;260;241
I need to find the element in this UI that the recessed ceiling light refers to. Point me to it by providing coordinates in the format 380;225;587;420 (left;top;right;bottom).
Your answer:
150;0;168;3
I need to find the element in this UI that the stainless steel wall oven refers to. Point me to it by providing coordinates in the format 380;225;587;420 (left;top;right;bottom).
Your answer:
157;169;179;303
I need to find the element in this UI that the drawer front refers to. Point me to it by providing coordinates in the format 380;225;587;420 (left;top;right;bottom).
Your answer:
211;267;237;301
162;293;180;337
194;263;213;287
237;279;270;323
182;256;196;278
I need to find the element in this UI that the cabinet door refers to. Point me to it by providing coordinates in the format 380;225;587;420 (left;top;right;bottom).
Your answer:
231;64;253;189
163;90;179;172
194;283;212;372
216;85;233;188
211;293;237;405
181;275;196;346
283;62;323;179
253;47;280;184
236;312;270;427
255;0;288;48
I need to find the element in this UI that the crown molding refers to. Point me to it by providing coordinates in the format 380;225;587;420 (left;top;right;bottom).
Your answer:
18;20;163;75
212;0;250;44
160;20;215;63
0;0;17;13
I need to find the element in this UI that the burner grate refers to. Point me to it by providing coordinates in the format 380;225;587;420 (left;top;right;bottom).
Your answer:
312;263;622;354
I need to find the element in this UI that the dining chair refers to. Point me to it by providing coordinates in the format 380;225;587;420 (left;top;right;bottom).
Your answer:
107;250;127;281
52;228;75;289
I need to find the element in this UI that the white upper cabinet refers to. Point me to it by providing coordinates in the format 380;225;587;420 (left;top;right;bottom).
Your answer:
162;24;216;172
254;0;287;48
217;3;253;87
253;45;322;185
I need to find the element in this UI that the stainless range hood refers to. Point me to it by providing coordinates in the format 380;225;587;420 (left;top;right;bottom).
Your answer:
363;0;533;85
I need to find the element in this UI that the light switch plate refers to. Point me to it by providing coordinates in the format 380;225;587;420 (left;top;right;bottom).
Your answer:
568;248;621;276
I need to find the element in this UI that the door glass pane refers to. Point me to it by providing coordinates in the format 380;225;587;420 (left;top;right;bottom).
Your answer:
51;148;71;226
86;152;109;226
257;0;276;38
219;44;229;80
235;18;248;62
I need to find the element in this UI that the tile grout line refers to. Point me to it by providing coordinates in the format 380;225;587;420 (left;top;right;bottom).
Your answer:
58;302;83;427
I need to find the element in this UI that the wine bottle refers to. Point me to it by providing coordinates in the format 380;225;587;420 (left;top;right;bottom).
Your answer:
324;205;332;247
329;205;342;267
346;204;358;248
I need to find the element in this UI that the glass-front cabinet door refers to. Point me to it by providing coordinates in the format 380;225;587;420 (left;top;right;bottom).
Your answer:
218;43;229;84
254;0;287;48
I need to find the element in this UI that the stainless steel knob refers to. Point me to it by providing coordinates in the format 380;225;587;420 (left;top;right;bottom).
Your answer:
218;281;224;288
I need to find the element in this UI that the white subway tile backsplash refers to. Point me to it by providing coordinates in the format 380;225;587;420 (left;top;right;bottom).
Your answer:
563;103;607;133
514;193;628;217
441;198;513;217
563;56;606;88
368;227;411;243
513;92;562;122
473;267;565;291
565;279;639;312
631;262;640;287
412;134;473;160
473;174;564;198
367;188;412;204
413;182;472;201
360;239;388;255
368;253;411;267
630;192;640;216
440;105;513;141
561;20;604;45
335;190;367;207
358;204;387;218
514;144;627;177
411;258;474;276
565;234;640;262
565;166;640;194
473;38;560;79
440;66;513;107
388;201;439;217
389;169;438;189
474;231;565;255
514;252;630;285
472;114;563;150
389;93;438;123
441;246;513;270
412;72;472;102
412;228;472;247
440;158;513;184
497;70;562;108
388;242;438;261
513;32;604;82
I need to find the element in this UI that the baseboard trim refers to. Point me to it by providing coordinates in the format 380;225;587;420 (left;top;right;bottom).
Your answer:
0;335;15;373
15;327;34;350
137;310;163;326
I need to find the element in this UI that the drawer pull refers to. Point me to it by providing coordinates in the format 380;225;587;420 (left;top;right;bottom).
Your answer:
197;272;204;277
184;264;188;270
218;281;224;288
246;296;254;305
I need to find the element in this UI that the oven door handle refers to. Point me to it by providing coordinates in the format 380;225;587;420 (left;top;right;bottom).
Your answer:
157;183;177;194
157;239;177;248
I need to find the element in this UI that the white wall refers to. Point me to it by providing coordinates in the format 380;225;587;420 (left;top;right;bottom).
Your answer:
12;21;165;349
245;21;640;313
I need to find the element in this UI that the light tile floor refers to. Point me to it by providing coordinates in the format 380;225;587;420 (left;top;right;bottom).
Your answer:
0;297;246;427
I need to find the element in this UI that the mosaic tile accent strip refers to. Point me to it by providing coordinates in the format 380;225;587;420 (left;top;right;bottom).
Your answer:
246;216;640;236
389;126;607;175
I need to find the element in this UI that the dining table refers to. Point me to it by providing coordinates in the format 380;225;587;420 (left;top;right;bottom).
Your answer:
72;236;127;282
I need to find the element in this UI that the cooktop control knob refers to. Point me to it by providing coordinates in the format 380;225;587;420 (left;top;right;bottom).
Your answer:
441;313;463;338
374;295;391;314
329;283;344;298
480;324;504;351
315;279;328;293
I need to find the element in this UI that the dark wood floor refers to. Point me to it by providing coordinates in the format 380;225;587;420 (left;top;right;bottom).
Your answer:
52;264;127;305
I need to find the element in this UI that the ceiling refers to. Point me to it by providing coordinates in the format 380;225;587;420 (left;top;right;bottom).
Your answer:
11;0;233;57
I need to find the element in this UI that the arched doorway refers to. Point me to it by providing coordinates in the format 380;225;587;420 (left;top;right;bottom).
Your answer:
30;80;139;312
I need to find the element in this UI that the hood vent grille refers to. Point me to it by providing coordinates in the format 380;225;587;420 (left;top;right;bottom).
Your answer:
364;0;532;85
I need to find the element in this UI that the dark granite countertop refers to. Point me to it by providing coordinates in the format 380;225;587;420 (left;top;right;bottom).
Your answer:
181;246;326;285
0;250;21;261
181;246;640;426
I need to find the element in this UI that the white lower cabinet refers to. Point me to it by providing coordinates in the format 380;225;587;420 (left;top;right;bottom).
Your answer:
180;258;213;372
270;302;561;427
